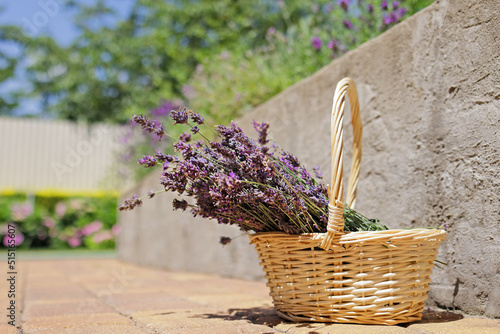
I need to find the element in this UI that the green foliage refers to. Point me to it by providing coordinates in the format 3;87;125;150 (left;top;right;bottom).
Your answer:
0;0;323;123
185;0;434;122
0;194;118;249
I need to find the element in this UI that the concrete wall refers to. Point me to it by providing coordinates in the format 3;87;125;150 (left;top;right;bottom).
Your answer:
118;0;499;317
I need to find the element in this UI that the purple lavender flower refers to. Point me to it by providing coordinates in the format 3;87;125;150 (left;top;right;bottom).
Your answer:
180;132;191;143
170;108;189;125
118;195;143;211
383;12;398;25
151;101;179;117
313;165;324;179
392;1;400;9
337;0;349;11
172;198;188;211
189;111;205;125
253;121;270;146
311;36;322;50
367;4;374;13
148;190;156;198
267;27;276;36
381;0;388;10
190;125;200;134
328;39;339;51
155;152;177;163
397;7;408;18
343;20;354;30
131;114;165;140
219;236;231;245
138;155;157;168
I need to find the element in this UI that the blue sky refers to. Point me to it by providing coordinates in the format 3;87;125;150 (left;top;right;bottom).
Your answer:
0;0;134;116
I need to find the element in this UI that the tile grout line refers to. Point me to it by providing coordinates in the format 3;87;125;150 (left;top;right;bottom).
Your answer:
75;273;157;334
17;262;29;334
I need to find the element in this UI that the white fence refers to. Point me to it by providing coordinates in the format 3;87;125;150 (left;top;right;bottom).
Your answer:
0;117;125;196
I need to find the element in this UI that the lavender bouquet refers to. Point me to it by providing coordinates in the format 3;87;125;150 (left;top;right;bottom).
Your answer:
119;108;387;238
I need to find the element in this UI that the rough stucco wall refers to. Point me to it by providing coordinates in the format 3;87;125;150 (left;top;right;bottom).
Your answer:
119;0;499;317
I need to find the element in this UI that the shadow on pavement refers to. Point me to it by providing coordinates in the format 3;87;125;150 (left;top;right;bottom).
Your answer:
398;309;464;328
198;306;465;329
196;306;284;327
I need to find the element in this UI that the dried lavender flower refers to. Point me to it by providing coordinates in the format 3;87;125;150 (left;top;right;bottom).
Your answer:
170;107;189;125
172;198;188;211
138;155;157;168
189;111;205;125
118;195;143;211
190;125;200;134
131;114;165;140
219;236;232;246
180;132;191;142
253;121;270;146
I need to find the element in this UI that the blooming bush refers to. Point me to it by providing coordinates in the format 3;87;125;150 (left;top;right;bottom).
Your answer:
184;0;433;125
119;110;387;238
0;195;118;249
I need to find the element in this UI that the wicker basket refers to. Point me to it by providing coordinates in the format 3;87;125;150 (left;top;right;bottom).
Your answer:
249;78;446;325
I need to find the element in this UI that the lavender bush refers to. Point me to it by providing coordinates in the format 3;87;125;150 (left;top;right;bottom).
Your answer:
119;109;387;236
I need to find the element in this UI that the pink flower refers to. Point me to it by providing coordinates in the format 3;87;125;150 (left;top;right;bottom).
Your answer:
311;36;322;50
81;221;103;236
93;231;113;244
68;237;81;248
43;217;55;228
11;203;33;221
3;233;24;247
112;224;121;236
55;202;67;218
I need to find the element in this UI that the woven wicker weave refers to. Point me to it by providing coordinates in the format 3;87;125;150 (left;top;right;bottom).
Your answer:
249;78;446;325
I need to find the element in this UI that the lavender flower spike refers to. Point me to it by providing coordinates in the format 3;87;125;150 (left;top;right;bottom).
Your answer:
253;121;270;146
170;107;189;125
131;114;165;140
138;155;157;168
118;195;143;211
172;198;188;211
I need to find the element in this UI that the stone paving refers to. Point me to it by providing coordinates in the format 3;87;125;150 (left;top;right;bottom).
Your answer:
2;259;499;333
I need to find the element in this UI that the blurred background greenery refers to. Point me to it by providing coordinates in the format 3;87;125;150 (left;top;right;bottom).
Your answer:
0;0;433;250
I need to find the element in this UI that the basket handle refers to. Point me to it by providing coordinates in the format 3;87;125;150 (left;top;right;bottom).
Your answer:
320;77;363;250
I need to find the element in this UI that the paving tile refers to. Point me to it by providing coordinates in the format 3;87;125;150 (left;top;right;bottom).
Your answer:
0;324;18;334
102;291;205;315
24;284;93;302
26;324;149;334
16;259;499;334
22;298;115;319
172;324;278;333
280;323;408;334
22;312;133;332
407;316;500;334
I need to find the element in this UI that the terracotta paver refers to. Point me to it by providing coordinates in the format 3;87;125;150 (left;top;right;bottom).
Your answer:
8;258;498;333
